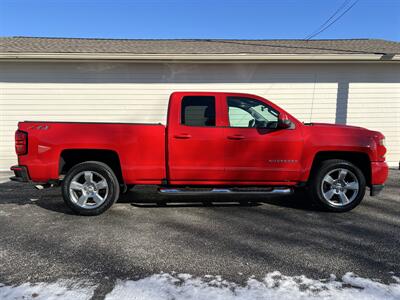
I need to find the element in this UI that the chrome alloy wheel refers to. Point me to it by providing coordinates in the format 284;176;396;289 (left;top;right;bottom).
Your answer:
69;171;109;209
321;168;359;207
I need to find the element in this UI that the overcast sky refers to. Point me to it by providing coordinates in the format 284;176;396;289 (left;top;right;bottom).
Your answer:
0;0;399;41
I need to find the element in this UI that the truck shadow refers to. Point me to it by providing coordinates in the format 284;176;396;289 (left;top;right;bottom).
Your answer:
0;181;316;214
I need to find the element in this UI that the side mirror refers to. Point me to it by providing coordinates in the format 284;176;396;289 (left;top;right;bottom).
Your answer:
277;114;293;129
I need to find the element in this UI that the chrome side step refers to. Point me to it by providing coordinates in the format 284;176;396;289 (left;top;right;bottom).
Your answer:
158;187;293;195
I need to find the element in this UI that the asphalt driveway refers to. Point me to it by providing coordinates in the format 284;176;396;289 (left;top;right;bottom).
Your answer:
0;170;399;298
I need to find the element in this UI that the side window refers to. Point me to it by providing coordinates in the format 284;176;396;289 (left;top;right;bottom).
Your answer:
227;97;279;128
181;96;216;127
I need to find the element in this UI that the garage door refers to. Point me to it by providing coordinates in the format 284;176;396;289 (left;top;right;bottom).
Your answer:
0;62;399;170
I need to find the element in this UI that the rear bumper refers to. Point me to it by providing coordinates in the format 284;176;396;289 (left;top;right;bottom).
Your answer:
10;165;30;182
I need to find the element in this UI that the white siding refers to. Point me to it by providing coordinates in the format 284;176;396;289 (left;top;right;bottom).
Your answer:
347;82;400;166
0;62;399;170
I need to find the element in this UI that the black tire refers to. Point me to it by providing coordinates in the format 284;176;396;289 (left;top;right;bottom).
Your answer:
308;159;366;212
61;161;120;216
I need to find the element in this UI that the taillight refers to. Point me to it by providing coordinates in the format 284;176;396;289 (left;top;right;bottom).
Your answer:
15;130;28;155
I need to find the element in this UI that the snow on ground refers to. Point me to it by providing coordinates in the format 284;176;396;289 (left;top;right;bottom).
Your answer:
1;272;399;300
105;272;400;300
0;280;96;300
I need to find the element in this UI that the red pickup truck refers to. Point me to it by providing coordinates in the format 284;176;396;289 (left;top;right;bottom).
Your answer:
11;92;388;215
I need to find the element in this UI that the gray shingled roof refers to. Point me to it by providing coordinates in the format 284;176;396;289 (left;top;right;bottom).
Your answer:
1;37;400;55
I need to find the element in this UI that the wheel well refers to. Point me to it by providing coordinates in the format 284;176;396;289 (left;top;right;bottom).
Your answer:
59;149;123;183
310;151;371;186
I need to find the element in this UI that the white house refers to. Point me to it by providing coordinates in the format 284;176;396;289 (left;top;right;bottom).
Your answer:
0;37;399;170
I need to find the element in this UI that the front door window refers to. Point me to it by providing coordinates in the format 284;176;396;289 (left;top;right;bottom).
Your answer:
228;96;279;129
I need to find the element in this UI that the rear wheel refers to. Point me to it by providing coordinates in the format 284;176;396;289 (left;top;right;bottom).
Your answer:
62;161;120;215
308;159;366;212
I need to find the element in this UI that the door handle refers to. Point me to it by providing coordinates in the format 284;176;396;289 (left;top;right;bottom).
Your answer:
227;134;245;140
174;133;192;139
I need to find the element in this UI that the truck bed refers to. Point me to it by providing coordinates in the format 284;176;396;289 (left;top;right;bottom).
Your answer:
17;121;166;183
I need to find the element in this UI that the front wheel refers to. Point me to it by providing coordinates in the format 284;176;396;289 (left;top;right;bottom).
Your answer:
62;161;120;216
308;159;366;212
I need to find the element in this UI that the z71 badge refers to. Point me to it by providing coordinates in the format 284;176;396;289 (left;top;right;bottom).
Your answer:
27;125;49;130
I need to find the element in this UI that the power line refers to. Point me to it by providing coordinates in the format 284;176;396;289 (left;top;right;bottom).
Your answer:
305;0;352;40
305;0;360;40
306;0;360;40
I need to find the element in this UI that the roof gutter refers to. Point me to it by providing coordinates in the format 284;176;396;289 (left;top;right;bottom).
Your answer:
0;52;399;63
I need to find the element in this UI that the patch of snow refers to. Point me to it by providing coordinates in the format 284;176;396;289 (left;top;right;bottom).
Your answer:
105;272;400;300
0;280;96;300
176;273;192;281
2;272;399;300
0;210;11;217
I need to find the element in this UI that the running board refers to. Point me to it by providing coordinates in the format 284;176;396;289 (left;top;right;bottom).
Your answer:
158;187;293;195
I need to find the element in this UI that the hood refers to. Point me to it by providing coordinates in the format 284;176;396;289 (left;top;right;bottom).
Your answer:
303;122;384;141
304;122;366;130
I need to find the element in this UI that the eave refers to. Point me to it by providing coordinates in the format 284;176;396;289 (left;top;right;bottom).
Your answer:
0;52;399;63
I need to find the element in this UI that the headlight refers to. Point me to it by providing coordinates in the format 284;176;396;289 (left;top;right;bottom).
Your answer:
379;137;386;147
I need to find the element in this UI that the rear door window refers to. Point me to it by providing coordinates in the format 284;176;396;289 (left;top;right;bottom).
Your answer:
181;96;216;127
